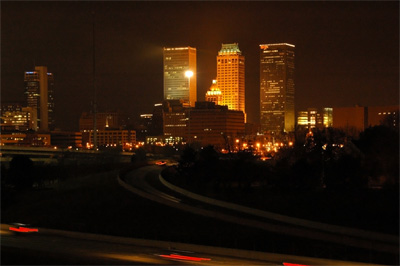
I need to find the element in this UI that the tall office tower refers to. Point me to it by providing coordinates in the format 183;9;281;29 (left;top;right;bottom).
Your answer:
24;66;54;131
216;43;245;120
260;43;295;133
163;47;197;107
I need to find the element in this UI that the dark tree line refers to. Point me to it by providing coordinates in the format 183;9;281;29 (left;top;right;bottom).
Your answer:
169;125;398;194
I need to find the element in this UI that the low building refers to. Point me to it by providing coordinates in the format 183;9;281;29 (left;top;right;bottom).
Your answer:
367;105;399;129
297;107;333;131
332;105;399;137
50;131;82;148
79;111;129;131
1;132;51;146
1;102;37;131
83;129;136;151
188;101;245;149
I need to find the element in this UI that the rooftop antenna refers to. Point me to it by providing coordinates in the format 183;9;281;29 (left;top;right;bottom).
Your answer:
92;11;97;150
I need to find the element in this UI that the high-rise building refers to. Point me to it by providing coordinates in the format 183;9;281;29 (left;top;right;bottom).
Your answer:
260;43;295;133
216;43;245;119
163;47;197;107
24;66;55;131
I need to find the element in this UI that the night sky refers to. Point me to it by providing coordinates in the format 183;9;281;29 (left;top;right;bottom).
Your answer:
2;1;399;131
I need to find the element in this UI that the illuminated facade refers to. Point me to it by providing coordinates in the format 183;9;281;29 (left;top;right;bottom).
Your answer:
260;43;295;133
216;43;245;119
1;102;37;131
24;66;55;131
163;47;197;107
297;108;333;130
205;80;223;105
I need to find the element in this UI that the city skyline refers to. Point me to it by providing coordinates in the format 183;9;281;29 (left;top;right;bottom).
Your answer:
2;1;398;131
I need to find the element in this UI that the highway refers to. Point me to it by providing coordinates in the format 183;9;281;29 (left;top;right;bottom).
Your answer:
120;165;397;265
122;166;397;253
1;164;394;265
1;224;288;265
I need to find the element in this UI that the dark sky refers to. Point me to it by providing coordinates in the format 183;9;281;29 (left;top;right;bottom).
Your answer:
2;1;399;131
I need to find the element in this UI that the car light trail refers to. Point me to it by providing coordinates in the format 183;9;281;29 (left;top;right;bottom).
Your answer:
283;263;309;266
159;253;211;261
9;226;39;233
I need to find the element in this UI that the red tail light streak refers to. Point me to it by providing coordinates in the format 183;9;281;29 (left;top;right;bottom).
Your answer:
9;226;39;233
283;263;309;266
159;253;211;261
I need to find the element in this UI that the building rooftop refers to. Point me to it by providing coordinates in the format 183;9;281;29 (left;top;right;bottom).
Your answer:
218;43;241;55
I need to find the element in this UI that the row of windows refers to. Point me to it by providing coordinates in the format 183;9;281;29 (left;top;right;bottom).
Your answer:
217;58;240;63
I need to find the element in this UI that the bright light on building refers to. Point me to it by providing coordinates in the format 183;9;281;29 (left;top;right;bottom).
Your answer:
185;70;193;78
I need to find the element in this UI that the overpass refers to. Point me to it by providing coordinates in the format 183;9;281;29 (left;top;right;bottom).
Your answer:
0;145;133;166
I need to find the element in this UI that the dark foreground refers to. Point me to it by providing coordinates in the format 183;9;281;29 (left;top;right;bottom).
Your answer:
1;165;398;265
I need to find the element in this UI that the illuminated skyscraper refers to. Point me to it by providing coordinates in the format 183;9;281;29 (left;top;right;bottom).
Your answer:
260;43;295;133
24;66;55;131
216;43;245;120
163;47;197;107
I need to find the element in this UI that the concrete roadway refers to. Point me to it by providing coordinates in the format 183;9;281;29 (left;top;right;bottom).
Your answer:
122;166;397;254
120;165;383;265
0;165;386;265
0;225;279;265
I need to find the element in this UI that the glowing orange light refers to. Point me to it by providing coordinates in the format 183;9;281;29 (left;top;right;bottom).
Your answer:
159;254;211;261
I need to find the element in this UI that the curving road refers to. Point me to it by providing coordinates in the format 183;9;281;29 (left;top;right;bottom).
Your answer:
1;224;278;265
121;165;398;258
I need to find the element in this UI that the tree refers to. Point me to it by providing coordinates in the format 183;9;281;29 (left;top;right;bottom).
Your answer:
8;155;35;190
356;125;399;188
131;147;147;164
179;145;197;168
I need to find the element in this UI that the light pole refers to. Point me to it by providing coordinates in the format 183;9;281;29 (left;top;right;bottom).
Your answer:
185;70;193;144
